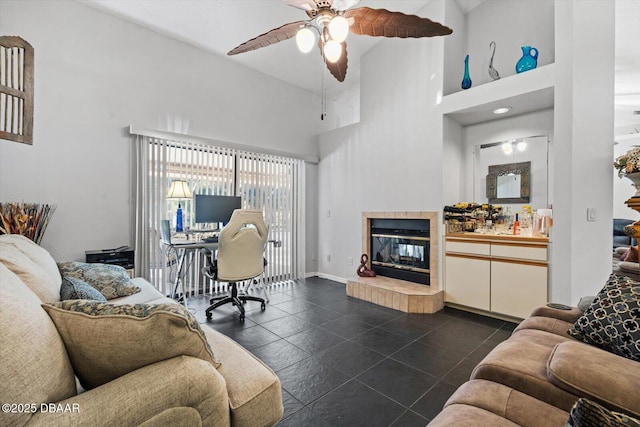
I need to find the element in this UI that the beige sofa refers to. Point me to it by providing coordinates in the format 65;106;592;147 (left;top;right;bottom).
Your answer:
428;304;640;426
0;234;283;427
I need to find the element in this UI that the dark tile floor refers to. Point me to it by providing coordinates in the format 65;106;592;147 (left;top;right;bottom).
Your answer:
187;277;517;427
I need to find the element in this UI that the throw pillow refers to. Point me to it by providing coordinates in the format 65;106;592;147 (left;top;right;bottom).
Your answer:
627;246;639;263
57;262;140;300
60;276;107;302
42;300;221;389
569;274;640;362
567;398;640;427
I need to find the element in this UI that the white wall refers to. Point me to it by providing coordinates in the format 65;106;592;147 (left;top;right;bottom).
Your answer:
443;116;464;205
305;163;319;274
0;0;320;264
317;0;446;284
552;0;615;302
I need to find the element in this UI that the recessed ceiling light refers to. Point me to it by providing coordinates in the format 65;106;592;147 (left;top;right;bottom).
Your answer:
493;107;512;115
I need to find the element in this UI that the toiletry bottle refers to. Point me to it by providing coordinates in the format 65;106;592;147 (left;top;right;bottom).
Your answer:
513;213;520;235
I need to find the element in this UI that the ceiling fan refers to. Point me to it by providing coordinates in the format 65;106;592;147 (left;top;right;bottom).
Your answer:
227;0;453;83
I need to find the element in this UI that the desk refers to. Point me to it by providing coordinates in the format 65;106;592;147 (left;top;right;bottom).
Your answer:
164;240;218;307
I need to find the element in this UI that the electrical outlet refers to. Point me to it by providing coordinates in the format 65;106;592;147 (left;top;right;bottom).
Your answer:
587;208;597;222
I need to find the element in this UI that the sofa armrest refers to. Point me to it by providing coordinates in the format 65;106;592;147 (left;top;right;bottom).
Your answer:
529;305;582;323
547;341;640;418
26;356;230;427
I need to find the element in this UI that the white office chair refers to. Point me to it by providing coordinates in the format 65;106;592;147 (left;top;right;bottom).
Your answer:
205;210;269;321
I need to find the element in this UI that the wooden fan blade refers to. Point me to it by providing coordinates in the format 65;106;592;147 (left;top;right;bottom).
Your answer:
228;20;307;55
319;41;348;82
345;7;453;38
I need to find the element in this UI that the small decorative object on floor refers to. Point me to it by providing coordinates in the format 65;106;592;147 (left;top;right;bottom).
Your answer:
0;202;56;244
461;54;472;89
515;46;538;73
357;254;376;277
488;41;500;81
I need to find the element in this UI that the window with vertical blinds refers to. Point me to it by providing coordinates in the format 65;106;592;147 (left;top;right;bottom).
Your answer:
134;134;304;296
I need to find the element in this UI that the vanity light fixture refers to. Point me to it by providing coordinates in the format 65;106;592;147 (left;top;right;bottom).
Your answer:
516;140;528;152
502;142;514;155
493;107;512;115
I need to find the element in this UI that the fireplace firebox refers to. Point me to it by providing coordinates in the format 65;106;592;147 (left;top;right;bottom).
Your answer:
369;218;430;285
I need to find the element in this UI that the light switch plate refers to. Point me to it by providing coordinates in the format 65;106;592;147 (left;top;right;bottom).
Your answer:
587;208;597;221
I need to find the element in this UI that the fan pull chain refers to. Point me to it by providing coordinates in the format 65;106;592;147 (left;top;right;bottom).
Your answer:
321;66;327;121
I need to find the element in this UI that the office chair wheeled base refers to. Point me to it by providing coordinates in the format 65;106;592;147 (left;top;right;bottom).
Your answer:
205;281;266;321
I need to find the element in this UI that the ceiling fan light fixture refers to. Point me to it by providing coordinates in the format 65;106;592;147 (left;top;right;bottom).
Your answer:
296;27;315;53
324;39;342;63
328;15;349;42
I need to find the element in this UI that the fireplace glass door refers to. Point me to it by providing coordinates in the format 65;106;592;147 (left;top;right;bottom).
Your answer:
371;234;430;273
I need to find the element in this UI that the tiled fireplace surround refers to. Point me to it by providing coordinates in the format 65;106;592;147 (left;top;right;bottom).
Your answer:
346;212;444;314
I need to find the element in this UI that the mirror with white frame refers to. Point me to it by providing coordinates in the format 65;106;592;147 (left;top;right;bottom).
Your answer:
474;135;549;208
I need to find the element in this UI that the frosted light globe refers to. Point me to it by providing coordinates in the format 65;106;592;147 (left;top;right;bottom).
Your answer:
296;27;315;53
324;39;342;63
328;15;349;42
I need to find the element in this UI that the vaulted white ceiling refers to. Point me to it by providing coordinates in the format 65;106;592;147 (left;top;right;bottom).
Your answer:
81;0;639;134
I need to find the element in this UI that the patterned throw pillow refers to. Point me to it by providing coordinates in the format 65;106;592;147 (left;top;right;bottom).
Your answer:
60;276;107;302
567;398;640;427
42;300;221;389
57;262;140;300
569;274;640;361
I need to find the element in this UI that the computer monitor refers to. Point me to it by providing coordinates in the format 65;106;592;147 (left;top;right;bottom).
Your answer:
195;195;242;225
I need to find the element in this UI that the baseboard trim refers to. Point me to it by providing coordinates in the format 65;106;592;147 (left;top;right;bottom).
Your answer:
316;272;347;284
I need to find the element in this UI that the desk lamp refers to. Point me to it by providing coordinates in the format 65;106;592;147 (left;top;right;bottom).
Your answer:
166;180;192;232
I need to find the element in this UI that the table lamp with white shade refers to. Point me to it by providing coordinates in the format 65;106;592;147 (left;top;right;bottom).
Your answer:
166;180;192;232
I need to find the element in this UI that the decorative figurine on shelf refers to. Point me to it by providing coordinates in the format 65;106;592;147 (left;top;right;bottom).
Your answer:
515;46;538;73
461;54;472;90
488;41;500;81
357;254;376;277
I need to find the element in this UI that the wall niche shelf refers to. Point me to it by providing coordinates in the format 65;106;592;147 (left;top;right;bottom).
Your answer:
440;64;555;126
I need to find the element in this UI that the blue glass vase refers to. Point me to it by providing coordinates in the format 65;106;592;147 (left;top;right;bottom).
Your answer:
515;46;538;73
461;54;472;90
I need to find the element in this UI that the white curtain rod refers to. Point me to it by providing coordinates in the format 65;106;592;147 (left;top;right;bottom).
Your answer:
129;125;319;164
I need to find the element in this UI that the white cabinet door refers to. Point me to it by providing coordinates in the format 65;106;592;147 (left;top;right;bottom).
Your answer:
491;261;548;318
445;255;490;311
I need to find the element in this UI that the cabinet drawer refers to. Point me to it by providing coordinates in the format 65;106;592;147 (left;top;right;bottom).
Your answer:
444;255;490;311
446;240;490;256
491;244;547;262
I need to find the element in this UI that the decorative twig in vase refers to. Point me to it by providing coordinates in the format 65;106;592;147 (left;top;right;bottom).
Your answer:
0;202;57;244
